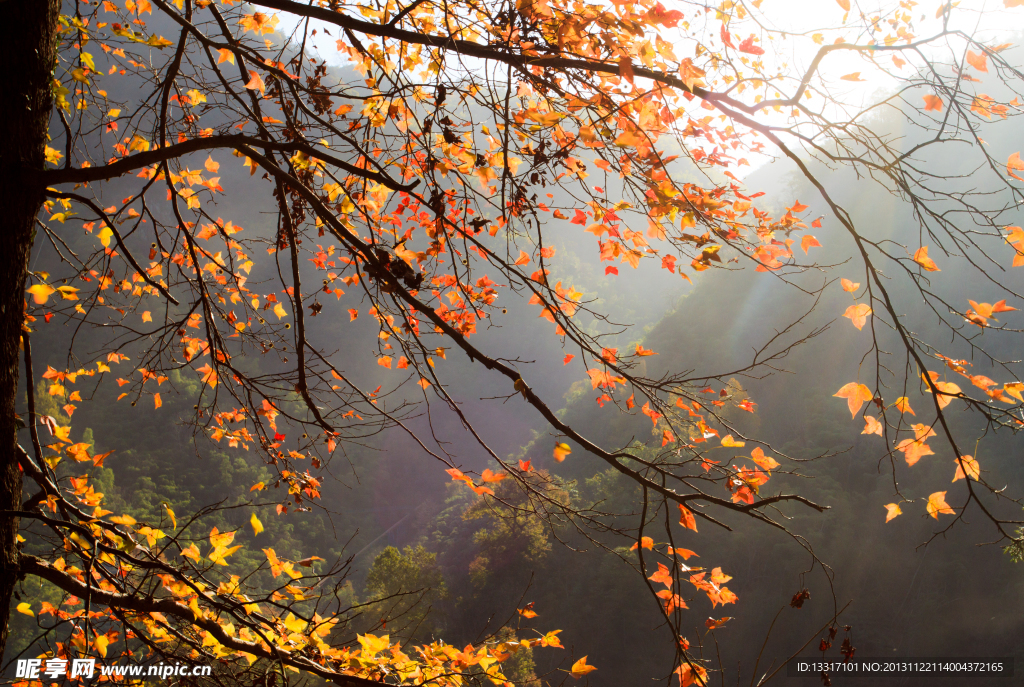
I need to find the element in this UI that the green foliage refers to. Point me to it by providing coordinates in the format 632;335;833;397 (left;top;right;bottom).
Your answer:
365;545;447;642
463;473;566;588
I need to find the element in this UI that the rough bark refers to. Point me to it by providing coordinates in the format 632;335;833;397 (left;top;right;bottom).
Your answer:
0;0;62;660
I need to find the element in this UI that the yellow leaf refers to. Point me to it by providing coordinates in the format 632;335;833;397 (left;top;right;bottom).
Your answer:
163;502;176;529
94;632;110;657
110;514;136;526
26;284;56;305
251;513;264;536
209;544;242;565
358;633;390;655
142;311;153;323
16;602;33;617
273;302;288;319
98;226;114;248
44;146;63;166
720;435;745;447
553;442;572;462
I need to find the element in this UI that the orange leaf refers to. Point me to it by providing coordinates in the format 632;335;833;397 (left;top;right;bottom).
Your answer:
923;94;943;111
750;447;779;470
924;373;961;410
897;435;935;466
843;303;872;330
800;235;821;254
678;504;697;532
553;442;571;462
446;468;471;484
952;455;980;482
840;72;864;81
884;503;902;522
966;50;988;73
993;299;1017;313
648;562;674;588
1008;152;1024;181
913;246;940;271
705;616;733;630
675;663;709;687
862;415;883;436
834;382;873;417
926;491;955;518
244;70;265;94
480;468;506;483
894;396;915;415
835;0;850;10
841;278;860;293
196;363;218;387
630;536;655;551
570;656;598;678
618;56;635;85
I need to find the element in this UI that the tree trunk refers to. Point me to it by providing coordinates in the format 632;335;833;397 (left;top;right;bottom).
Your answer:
0;0;61;660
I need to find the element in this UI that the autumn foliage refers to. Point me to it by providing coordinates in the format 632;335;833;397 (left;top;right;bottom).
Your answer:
6;0;1024;684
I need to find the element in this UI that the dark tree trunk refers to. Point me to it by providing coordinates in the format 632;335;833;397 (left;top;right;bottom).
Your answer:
0;0;62;660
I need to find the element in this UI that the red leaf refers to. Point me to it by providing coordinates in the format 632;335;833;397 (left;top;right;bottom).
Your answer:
738;36;764;55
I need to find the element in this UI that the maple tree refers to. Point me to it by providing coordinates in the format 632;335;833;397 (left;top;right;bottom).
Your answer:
3;0;1024;684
